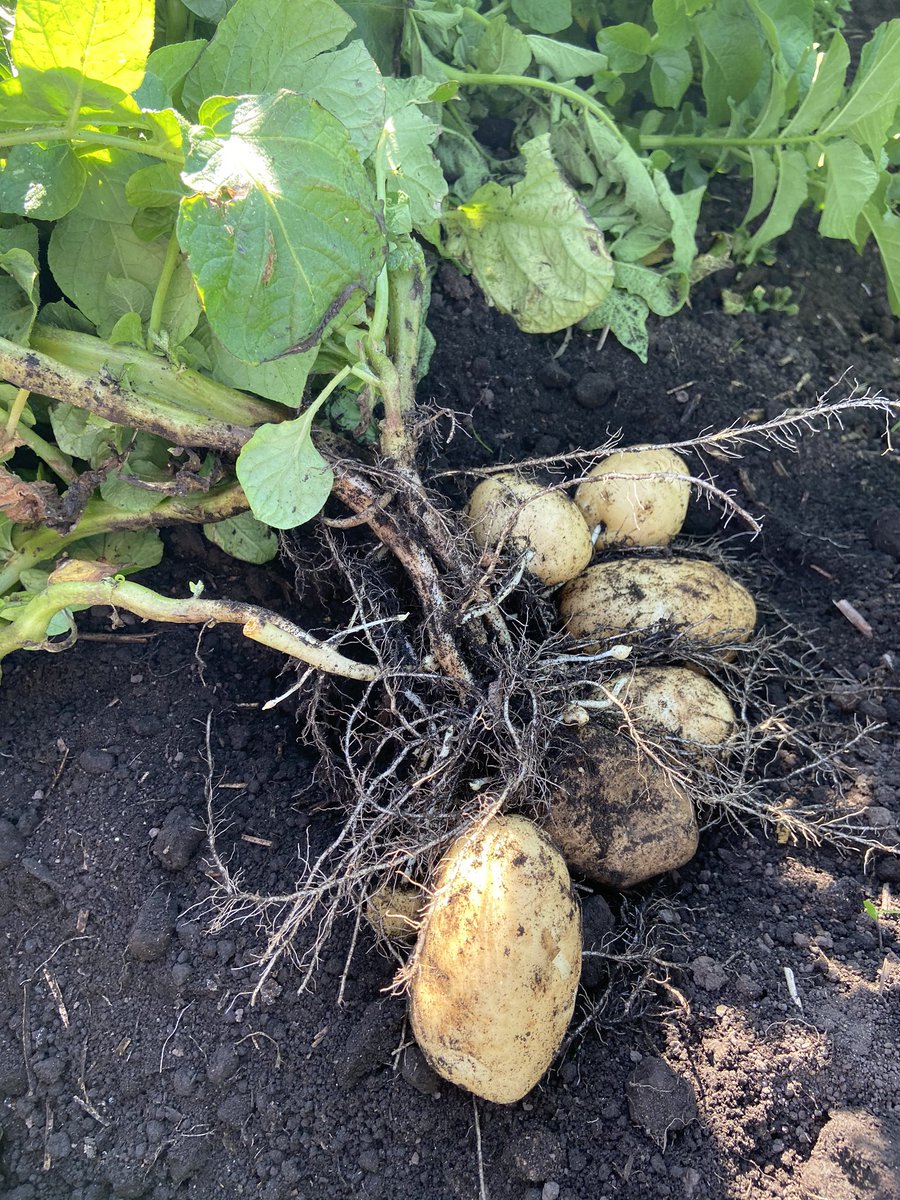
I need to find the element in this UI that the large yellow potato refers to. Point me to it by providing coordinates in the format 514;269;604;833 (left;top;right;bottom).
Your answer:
409;815;581;1104
466;473;593;586
559;557;756;652
611;666;736;751
544;724;699;888
575;448;691;549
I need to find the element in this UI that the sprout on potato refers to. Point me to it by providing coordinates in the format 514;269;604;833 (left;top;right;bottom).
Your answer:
409;815;581;1104
559;557;757;653
466;473;593;586
545;723;699;888
610;666;736;751
575;448;691;549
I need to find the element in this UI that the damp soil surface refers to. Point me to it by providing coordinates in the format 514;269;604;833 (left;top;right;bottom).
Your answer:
2;211;900;1200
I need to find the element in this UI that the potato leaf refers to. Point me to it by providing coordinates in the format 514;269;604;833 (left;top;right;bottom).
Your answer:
511;0;572;36
235;397;333;530
182;0;355;116
178;91;385;363
0;224;40;343
203;511;279;563
443;134;614;334
12;0;153;95
0;143;86;220
743;148;808;261
819;139;879;241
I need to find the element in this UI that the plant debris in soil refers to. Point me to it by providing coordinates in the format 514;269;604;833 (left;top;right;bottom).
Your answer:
1;209;900;1200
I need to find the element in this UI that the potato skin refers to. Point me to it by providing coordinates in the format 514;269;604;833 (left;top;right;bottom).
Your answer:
409;815;581;1105
612;666;735;750
366;884;423;943
544;724;699;888
559;557;756;651
575;448;690;549
466;474;593;586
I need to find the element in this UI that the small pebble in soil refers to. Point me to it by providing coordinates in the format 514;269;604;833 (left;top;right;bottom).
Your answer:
78;748;115;775
151;806;205;871
626;1057;698;1149
690;955;728;991
400;1045;442;1096
206;1043;240;1086
575;372;616;409
334;997;404;1089
126;890;177;962
869;506;900;560
167;1137;210;1187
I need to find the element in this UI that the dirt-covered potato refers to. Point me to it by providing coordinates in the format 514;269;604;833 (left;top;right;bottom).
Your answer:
366;883;423;943
466;473;593;586
558;557;756;652
611;666;736;751
544;723;699;888
409;815;581;1104
575;448;691;549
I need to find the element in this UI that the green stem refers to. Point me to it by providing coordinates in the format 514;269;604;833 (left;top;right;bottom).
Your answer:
0;126;181;162
146;233;182;350
165;0;190;44
0;572;379;682
4;388;29;439
12;424;77;484
639;133;819;150
439;68;626;147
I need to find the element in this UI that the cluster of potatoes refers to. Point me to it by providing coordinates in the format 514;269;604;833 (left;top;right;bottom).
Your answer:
369;450;758;1106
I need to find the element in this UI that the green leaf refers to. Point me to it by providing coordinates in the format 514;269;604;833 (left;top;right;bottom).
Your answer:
819;140;879;240
99;433;172;510
525;36;606;79
859;202;900;314
0;224;39;343
0;143;86;220
443;134;614;334
38;300;95;334
744;148;808;261
744;146;777;224
696;2;764;121
236;398;333;529
108;311;145;346
197;318;316;405
595;23;652;74
178;91;385;363
821;20;900;157
747;0;814;78
294;40;386;158
650;45;692;109
68;526;164;573
580;289;650;361
49;405;125;460
49;212;201;344
511;0;572;36
12;0;154;95
203;511;279;563
181;0;239;21
336;1;404;74
782;32;849;136
140;40;206;107
182;0;355;116
475;18;532;76
125;162;187;209
384;78;448;238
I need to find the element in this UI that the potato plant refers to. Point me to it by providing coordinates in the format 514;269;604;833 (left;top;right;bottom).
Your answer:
1;0;899;1106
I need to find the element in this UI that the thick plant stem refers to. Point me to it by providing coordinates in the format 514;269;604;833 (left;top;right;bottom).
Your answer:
0;336;259;455
374;243;428;469
0;482;250;595
0;569;379;682
329;466;473;688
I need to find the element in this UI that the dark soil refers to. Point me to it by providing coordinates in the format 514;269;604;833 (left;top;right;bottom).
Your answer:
3;202;900;1200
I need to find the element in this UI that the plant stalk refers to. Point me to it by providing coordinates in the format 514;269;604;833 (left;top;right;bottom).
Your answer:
0;570;379;682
